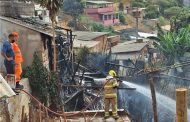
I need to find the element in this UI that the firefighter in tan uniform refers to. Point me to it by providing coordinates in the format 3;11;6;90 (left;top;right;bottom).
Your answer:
104;70;119;120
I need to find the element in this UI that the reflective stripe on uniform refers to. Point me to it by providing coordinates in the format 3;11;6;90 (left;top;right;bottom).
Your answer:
14;51;21;54
113;82;119;87
113;112;118;116
105;112;109;117
105;112;109;116
105;93;117;98
104;86;113;88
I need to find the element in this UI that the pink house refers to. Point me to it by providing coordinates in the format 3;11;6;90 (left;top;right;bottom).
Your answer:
85;1;120;25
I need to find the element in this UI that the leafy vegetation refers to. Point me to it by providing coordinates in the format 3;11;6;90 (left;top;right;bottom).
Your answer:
23;53;61;107
170;8;190;31
164;6;183;18
158;16;169;26
145;5;159;19
132;0;146;7
90;22;114;35
33;0;63;71
150;25;190;65
62;0;84;29
155;0;178;14
119;12;127;24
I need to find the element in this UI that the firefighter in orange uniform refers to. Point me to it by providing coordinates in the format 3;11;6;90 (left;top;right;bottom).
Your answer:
11;32;24;89
104;70;119;120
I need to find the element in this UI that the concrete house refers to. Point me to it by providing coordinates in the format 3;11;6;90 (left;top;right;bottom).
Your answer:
0;16;55;72
85;1;120;25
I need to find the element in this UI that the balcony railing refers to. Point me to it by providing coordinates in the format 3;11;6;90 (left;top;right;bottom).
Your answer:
85;7;113;14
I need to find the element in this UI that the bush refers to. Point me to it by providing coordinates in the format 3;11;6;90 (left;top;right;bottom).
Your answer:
159;16;168;26
164;6;183;18
132;1;146;7
119;12;127;25
145;5;159;19
90;22;114;35
22;52;61;107
91;22;105;32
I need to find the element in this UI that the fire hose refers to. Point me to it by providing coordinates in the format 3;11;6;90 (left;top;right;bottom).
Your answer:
21;79;135;118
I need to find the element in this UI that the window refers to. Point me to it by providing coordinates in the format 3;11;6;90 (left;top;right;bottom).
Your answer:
108;15;112;20
104;15;107;20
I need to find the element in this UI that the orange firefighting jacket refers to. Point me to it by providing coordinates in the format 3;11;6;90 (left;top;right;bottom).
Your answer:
11;42;23;64
104;76;119;98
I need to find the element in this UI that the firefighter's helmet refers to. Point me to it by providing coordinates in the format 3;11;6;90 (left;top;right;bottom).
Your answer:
109;70;117;77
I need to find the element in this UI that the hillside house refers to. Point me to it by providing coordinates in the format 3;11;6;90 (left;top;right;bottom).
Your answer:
73;31;108;52
85;1;120;25
111;41;149;76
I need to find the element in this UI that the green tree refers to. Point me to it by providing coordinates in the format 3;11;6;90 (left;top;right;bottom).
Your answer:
63;0;84;29
23;53;61;106
156;0;178;15
145;5;159;19
164;6;183;18
170;8;190;31
119;12;127;24
34;0;63;71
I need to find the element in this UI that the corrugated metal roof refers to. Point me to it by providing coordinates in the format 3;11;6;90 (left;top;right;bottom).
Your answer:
86;1;113;4
0;74;16;98
0;16;53;37
112;42;147;53
73;39;99;48
113;53;141;60
73;31;107;41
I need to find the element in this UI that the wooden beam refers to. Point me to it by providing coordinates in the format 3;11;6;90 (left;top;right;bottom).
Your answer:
176;88;187;122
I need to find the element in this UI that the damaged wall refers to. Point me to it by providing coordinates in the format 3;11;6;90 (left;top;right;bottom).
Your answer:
0;16;51;72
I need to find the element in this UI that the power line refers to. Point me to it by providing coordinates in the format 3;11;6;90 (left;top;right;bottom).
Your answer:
160;73;190;81
136;60;190;76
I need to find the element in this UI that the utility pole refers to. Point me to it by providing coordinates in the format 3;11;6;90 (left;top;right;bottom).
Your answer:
145;58;158;122
136;7;139;41
132;1;140;41
148;76;158;122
